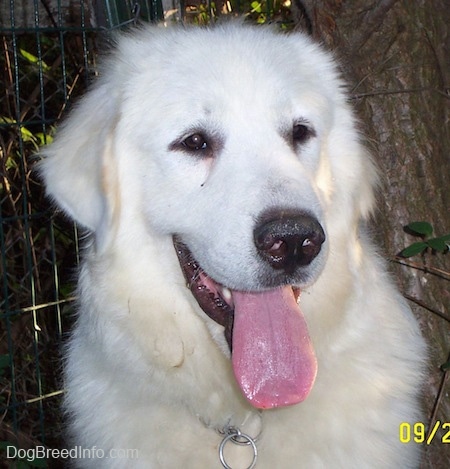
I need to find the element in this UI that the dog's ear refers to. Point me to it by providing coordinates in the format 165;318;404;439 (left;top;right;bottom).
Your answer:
39;83;120;235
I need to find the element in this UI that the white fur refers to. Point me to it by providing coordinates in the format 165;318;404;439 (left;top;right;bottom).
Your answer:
40;23;426;468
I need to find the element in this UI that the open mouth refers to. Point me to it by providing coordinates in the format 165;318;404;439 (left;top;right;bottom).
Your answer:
174;237;235;348
173;236;318;409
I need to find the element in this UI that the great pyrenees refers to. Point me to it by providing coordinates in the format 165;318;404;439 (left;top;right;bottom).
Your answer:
40;23;426;468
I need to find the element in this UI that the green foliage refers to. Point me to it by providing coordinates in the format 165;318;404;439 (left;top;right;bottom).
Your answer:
399;222;450;257
406;221;434;237
20;48;50;72
0;117;54;151
186;0;293;27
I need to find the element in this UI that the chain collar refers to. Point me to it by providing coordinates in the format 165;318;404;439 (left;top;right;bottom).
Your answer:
218;425;259;469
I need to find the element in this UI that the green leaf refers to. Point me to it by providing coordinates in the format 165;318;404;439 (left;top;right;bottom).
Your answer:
35;132;53;146
20;126;35;141
436;233;450;242
427;235;450;253
1;116;16;125
5;153;18;171
20;48;38;63
441;360;450;371
20;49;50;72
250;1;262;13
399;241;428;258
405;221;433;238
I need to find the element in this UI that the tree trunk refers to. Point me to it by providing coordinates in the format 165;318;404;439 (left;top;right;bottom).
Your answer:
296;1;450;467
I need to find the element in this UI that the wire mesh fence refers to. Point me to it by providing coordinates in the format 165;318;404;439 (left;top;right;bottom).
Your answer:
1;0;294;465
1;1;105;461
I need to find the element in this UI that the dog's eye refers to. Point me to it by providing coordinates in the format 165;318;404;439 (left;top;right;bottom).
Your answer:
292;124;313;144
182;133;208;152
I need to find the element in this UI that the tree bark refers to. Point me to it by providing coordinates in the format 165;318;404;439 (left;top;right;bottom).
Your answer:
296;1;450;467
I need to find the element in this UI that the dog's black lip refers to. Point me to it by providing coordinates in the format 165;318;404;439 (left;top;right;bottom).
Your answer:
173;236;234;349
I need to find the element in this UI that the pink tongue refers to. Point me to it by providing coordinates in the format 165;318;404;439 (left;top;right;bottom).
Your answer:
231;286;317;409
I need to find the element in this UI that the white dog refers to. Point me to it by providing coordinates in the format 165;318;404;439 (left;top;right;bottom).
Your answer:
40;23;426;468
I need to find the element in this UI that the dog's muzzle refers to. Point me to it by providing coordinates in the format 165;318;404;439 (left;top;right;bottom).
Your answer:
173;209;323;410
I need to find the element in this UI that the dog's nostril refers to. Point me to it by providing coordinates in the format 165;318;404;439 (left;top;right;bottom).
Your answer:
254;213;325;273
266;240;287;258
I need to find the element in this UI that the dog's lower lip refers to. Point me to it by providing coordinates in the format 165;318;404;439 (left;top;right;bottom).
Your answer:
173;237;234;348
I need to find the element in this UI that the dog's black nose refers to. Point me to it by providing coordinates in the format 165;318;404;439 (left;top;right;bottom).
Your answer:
254;211;325;273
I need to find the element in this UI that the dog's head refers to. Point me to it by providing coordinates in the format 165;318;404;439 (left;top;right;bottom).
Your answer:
40;24;377;409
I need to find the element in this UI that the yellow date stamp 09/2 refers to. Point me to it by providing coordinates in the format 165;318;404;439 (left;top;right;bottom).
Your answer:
399;421;450;445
